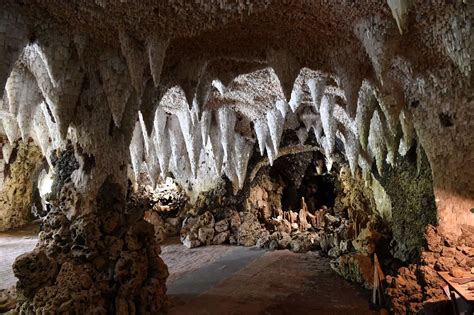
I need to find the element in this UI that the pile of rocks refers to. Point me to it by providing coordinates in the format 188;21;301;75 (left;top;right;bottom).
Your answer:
144;210;181;244
178;200;373;258
180;209;243;248
137;178;188;244
385;225;474;314
147;178;188;214
12;186;169;314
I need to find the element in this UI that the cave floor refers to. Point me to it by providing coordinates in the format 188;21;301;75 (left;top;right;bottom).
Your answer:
0;222;40;289
1;228;376;314
163;237;377;315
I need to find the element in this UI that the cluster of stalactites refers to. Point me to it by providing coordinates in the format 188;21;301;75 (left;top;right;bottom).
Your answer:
266;66;418;180
129;87;255;193
0;41;72;168
128;52;424;195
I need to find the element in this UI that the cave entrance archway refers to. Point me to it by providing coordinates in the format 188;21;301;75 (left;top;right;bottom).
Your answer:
269;151;337;214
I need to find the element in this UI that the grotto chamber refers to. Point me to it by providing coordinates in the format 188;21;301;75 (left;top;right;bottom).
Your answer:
0;1;473;314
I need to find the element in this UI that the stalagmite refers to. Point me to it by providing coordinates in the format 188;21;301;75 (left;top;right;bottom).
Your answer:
1;3;472;314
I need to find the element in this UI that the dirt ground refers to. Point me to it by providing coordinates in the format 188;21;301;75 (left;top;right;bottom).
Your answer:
165;242;377;315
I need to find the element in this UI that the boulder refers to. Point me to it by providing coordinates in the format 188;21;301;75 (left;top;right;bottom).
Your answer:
198;227;215;245
212;231;230;245
215;219;229;233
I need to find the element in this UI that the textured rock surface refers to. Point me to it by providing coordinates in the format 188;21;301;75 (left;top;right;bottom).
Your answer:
0;1;472;312
375;144;437;262
13;182;169;314
0;140;43;231
385;225;474;314
0;0;468;232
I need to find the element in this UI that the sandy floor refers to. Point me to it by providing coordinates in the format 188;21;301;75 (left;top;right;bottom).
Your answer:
0;227;376;314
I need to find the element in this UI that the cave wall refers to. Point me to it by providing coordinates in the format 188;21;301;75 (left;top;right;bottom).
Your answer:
375;144;437;262
409;86;474;237
0;1;472;312
0;139;43;231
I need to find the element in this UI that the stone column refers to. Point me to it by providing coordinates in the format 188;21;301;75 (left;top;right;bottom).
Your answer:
13;58;168;313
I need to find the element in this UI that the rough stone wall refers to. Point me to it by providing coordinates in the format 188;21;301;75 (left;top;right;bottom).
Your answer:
375;144;437;262
386;225;474;314
0;139;43;231
14;180;169;314
0;1;472;312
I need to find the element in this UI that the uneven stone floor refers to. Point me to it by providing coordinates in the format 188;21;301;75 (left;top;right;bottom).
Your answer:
1;229;376;314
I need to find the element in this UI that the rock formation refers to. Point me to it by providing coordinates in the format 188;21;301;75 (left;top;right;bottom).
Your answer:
0;0;472;313
0;139;43;231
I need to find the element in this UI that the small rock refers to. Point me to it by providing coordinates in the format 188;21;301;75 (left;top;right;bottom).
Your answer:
212;231;230;245
198;227;215;245
215;219;229;233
